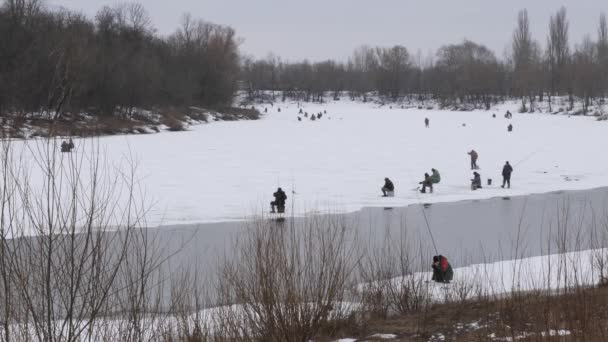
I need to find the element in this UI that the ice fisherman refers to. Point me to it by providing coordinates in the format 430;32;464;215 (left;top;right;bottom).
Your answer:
508;123;513;132
471;171;482;190
425;117;430;128
468;149;479;170
501;161;513;189
381;178;394;197
270;187;287;213
61;138;75;153
430;168;441;184
419;173;433;194
431;255;454;283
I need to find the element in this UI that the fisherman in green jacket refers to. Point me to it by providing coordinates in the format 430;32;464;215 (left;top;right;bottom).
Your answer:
430;168;441;184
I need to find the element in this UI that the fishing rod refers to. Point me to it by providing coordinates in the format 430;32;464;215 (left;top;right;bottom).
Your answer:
415;188;439;256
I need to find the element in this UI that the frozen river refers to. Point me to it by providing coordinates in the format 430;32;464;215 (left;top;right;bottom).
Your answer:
151;186;608;278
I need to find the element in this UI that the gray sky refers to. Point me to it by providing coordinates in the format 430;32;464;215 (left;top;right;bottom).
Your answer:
47;0;607;62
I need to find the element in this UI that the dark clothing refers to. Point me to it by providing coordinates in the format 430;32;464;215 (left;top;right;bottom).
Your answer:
432;256;453;283
468;150;479;170
502;164;513;188
383;179;394;192
508;124;513;132
271;189;287;213
425;118;429;128
502;164;513;177
502;175;511;188
382;179;394;196
419;175;433;193
471;173;482;190
61;140;74;153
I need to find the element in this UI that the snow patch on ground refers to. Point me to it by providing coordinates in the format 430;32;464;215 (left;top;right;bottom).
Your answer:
369;333;398;339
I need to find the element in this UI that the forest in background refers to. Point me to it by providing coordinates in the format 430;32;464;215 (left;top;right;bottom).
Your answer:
0;0;244;136
242;8;608;114
1;1;608;137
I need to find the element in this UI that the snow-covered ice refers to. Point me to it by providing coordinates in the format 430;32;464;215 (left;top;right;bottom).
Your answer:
11;99;608;225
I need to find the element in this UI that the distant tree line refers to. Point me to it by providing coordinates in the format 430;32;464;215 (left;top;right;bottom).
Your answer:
242;8;608;113
0;0;239;120
2;2;608;122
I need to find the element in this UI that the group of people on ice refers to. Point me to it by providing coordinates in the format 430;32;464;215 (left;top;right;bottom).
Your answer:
267;109;521;284
60;138;75;153
378;153;512;196
468;150;514;190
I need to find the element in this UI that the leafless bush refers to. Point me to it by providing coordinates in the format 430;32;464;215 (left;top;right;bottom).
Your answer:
0;138;169;341
214;215;360;342
357;220;432;318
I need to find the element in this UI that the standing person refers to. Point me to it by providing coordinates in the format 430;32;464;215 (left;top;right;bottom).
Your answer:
419;173;433;193
468;150;479;170
67;138;74;152
501;161;513;188
270;187;287;213
431;255;454;283
425;117;430;128
381;178;394;197
508;123;513;132
471;172;482;190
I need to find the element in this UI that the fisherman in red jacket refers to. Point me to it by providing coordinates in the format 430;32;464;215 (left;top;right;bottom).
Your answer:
431;255;454;283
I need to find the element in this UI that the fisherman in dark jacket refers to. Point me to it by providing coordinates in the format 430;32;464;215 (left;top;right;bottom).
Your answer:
471;171;482;190
419;173;433;193
468;150;479;170
431;255;454;283
501;161;513;188
270;187;287;213
381;178;394;197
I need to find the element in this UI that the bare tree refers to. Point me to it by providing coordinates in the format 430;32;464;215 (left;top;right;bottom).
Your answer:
0;138;167;341
598;13;608;99
547;7;571;110
512;9;541;112
572;36;600;114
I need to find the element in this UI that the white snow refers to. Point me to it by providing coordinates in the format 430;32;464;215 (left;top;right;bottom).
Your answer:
541;329;571;337
369;333;398;339
365;247;607;302
9;99;608;226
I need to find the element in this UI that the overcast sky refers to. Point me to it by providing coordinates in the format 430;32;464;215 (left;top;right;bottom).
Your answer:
47;0;607;62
